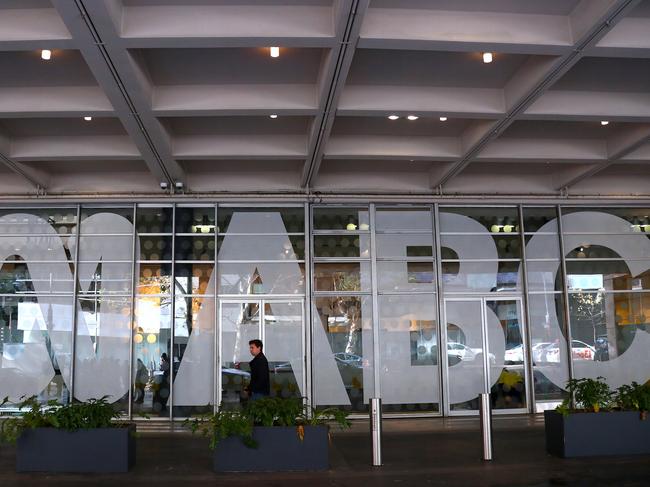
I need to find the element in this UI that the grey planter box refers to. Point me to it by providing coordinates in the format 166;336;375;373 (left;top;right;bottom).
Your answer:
213;425;328;472
16;425;136;473
544;410;650;458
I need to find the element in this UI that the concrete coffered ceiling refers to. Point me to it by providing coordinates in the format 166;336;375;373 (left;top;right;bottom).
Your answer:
0;0;649;198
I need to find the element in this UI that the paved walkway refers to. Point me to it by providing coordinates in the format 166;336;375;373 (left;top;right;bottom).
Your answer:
1;416;649;486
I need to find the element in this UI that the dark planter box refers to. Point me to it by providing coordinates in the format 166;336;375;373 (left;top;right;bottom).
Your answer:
213;425;328;472
544;410;650;458
16;425;136;473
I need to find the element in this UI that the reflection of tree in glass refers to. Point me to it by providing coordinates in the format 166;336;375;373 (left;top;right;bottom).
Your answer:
332;271;360;293
331;297;361;355
570;292;604;342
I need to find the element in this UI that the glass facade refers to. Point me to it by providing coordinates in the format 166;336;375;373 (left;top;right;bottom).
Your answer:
1;203;650;417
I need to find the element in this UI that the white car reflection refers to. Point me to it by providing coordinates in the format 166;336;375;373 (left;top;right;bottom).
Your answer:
447;342;496;364
543;340;596;362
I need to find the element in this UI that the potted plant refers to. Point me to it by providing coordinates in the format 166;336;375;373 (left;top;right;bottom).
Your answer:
0;396;135;473
186;396;350;472
545;377;650;457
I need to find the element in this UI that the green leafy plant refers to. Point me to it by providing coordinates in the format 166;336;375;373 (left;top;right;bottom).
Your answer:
1;396;121;444
185;397;350;450
615;382;650;418
556;377;614;415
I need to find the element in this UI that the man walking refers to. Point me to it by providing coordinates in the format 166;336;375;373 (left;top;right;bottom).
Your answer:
248;339;270;400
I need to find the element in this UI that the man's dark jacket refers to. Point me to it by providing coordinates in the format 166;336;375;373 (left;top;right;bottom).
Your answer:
249;352;270;395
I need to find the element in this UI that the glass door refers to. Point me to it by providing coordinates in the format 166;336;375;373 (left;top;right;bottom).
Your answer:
218;299;305;409
444;297;528;415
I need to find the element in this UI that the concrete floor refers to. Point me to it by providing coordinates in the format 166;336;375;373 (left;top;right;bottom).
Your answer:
1;416;649;486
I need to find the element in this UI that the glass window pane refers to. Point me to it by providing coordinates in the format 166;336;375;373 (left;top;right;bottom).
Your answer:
526;261;561;292
138;236;172;261
0;234;74;260
218;235;305;260
441;234;521;259
175;207;215;234
567;291;650;393
566;260;650;291
440;207;519;234
138;263;172;295
313;262;371;292
218;207;304;234
313;235;370;258
524;234;560;260
375;208;432;232
81;207;133;232
523;207;557;233
174;263;214;295
220;301;260;409
377;261;435;293
136;207;172;233
78;262;132;295
313;207;370;231
175;236;215;261
218;262;305;295
312;296;373;412
527;293;568;406
379;295;438;412
79;235;133;261
75;295;130;412
0;260;74;294
442;261;521;293
561;207;650;229
376;234;433;258
173;295;214;417
0;209;78;234
0;296;73;410
264;301;304;400
563;235;650;259
133;296;172;416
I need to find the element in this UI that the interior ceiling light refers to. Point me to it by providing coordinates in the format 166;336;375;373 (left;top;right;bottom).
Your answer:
439;116;448;122
270;46;280;58
83;116;92;121
483;52;493;63
601;120;609;126
41;49;52;60
388;115;399;120
269;114;278;119
407;115;419;121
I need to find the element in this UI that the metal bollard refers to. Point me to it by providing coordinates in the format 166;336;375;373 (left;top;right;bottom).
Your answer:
479;393;493;461
370;397;382;466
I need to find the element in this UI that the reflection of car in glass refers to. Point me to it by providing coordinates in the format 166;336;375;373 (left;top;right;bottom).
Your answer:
272;362;293;373
446;343;496;365
531;342;552;362
544;340;595;362
334;352;363;368
504;344;524;363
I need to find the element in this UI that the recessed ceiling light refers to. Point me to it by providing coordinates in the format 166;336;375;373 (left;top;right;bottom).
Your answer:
439;116;448;122
388;115;399;120
269;114;278;119
483;52;493;63
41;49;52;60
270;46;280;58
83;116;92;121
600;120;609;126
407;115;419;121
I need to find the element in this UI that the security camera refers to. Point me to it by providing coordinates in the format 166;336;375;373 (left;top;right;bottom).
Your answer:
160;181;168;190
175;181;184;190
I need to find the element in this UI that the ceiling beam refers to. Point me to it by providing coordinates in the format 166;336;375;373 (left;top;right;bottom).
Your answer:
301;0;370;188
51;0;185;188
430;0;643;190
0;129;48;192
554;123;650;189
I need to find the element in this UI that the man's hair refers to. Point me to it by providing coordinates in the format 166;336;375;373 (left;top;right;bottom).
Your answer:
249;339;263;350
